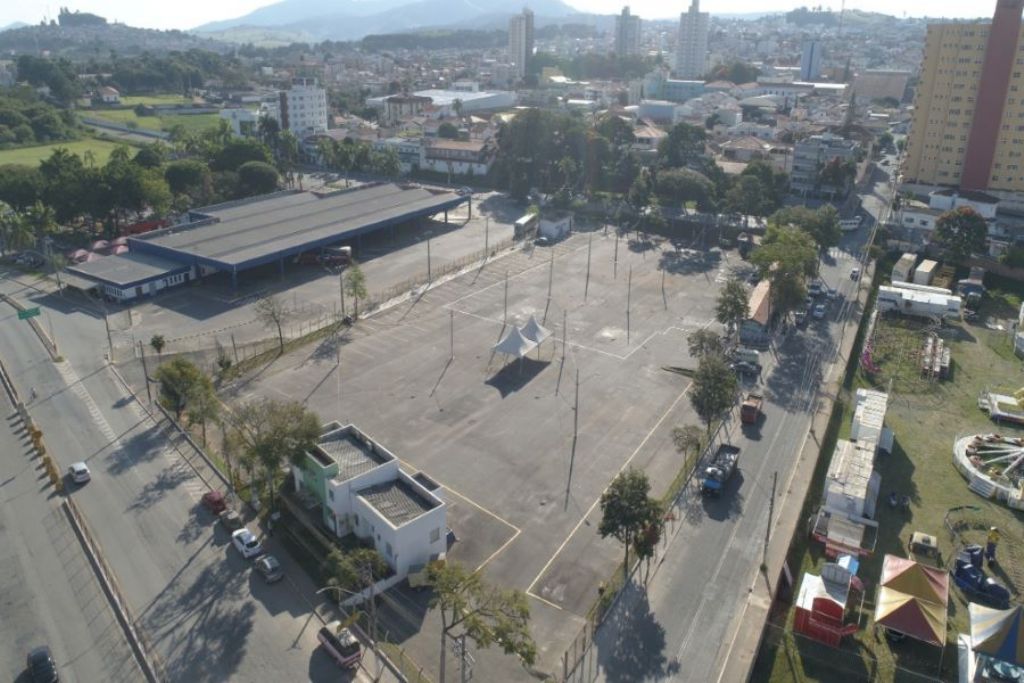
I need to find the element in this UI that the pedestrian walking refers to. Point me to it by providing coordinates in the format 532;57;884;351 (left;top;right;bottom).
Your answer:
986;527;1001;566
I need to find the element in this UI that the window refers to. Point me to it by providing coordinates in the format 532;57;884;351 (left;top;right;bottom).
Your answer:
430;528;441;543
328;489;334;501
385;542;393;557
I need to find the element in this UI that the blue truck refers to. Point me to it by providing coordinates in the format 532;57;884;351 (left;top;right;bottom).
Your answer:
701;445;740;496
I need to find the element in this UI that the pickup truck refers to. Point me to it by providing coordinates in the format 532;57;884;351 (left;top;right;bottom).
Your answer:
318;621;362;669
740;393;763;425
700;445;740;496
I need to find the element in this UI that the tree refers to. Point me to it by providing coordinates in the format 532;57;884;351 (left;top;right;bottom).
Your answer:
427;561;536;683
437;122;460;139
687;328;723;360
770;205;841;252
752;224;818;315
655;168;716;211
187;378;220;447
689;354;738;436
165;159;211;201
0;206;33;253
133;143;166;169
23;200;56;248
0;164;44;210
599;468;663;583
723;175;769;221
877;131;894;151
935;206;988;263
153;358;210;420
715;277;749;335
237;161;279;196
227;398;321;508
344;262;368;319
255;295;288;352
672;424;704;465
325;547;389;598
211;138;272;172
657;122;707;169
150;334;166;355
708;61;761;84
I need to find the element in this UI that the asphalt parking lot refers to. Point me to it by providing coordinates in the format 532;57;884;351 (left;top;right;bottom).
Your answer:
222;227;760;673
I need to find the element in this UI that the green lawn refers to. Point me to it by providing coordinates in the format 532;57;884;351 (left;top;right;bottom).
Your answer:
85;109;222;135
752;312;1024;683
0;138;124;166
118;94;192;106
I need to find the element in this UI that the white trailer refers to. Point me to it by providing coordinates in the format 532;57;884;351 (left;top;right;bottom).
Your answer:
892;253;916;283
913;259;938;285
877;285;961;318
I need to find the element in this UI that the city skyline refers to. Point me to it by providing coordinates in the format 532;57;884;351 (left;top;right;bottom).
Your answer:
0;0;996;33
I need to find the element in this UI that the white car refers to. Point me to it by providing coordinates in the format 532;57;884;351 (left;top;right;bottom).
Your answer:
68;462;91;484
231;528;263;559
812;303;828;320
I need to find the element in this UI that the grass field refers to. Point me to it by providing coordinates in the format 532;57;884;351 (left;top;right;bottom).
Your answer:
118;95;192;106
86;109;222;134
0;138;124;166
752;307;1024;683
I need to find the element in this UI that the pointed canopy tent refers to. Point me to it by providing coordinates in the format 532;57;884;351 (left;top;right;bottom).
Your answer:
111;236;129;246
69;249;90;263
873;555;950;647
880;555;950;605
970;604;1024;666
492;326;537;359
520;315;552;346
874;588;947;646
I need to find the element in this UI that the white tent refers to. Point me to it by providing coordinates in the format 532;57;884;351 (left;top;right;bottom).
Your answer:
493;326;537;359
520;315;552;346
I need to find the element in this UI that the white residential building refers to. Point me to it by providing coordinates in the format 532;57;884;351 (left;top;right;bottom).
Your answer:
263;77;328;137
294;423;447;577
615;6;642;57
800;41;824;81
674;0;709;80
508;9;535;80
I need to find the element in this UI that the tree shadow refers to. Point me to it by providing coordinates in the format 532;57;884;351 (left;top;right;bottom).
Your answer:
594;583;678;682
657;248;719;276
125;462;193;512
484;358;549;397
104;420;175;477
177;503;209;545
701;469;746;521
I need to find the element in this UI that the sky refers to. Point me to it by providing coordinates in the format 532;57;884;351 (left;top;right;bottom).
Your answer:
0;0;992;32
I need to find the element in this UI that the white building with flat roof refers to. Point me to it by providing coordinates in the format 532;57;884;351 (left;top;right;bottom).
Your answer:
263;77;328;137
675;0;709;79
509;9;535;80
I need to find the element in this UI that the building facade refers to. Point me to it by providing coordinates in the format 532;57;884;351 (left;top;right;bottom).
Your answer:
508;9;535;80
675;0;709;80
790;133;859;197
615;6;642;57
263;77;328;137
903;0;1024;194
800;40;824;81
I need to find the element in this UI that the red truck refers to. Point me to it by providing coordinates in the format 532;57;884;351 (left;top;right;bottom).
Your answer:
741;393;763;425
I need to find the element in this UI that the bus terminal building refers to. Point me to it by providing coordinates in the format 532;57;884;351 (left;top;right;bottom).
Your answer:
67;183;469;302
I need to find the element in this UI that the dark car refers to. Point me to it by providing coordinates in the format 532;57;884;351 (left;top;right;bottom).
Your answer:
730;361;760;376
219;509;244;531
201;490;227;515
27;646;58;682
255;554;284;583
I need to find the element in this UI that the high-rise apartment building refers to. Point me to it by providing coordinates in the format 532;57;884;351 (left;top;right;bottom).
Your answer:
800;40;823;81
903;0;1024;194
508;9;535;80
615;6;642;57
262;77;328;137
675;0;710;80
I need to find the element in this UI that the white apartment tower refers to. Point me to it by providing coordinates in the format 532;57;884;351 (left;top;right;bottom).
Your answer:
508;9;535;80
264;77;328;137
800;40;823;81
675;0;709;80
615;6;642;57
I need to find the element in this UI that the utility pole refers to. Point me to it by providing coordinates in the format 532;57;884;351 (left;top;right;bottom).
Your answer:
764;470;777;565
484;217;489;257
565;366;580;510
138;341;152;403
503;271;509;326
626;265;632;345
614;231;620;279
544;249;554;324
336;335;342;420
102;306;114;360
339;272;346;318
427;236;433;282
449;309;455;360
661;267;667;310
584;233;592;302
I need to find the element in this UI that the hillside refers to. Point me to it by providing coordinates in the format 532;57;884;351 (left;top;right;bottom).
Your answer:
194;0;578;42
0;22;232;57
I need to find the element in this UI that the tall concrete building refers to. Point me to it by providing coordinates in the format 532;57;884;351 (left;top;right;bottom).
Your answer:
615;6;642;57
903;0;1024;194
262;77;328;137
508;8;535;80
675;0;710;80
800;40;823;81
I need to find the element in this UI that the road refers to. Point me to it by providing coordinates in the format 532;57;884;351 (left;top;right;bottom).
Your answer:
587;166;893;682
0;292;380;681
0;382;141;683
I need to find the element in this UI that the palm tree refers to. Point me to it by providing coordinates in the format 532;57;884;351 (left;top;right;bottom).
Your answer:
24;201;57;249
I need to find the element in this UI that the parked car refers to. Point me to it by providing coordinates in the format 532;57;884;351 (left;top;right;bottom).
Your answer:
794;310;808;327
254;554;284;583
231;528;263;559
67;462;90;484
812;303;828;320
808;282;824;297
533;235;551;247
27;646;58;683
457;186;473;196
318;621;363;669
730;360;760;376
201;490;227;515
220;509;244;531
850;267;861;281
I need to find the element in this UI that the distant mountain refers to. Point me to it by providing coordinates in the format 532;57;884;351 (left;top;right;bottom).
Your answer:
0;21;28;32
194;0;579;42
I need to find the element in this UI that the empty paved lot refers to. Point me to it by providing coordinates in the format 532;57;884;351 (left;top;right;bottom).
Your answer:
223;229;755;675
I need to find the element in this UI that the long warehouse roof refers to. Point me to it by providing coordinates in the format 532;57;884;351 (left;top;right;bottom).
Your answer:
129;183;466;271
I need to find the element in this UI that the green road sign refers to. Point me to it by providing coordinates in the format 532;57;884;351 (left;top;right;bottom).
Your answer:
17;307;41;320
